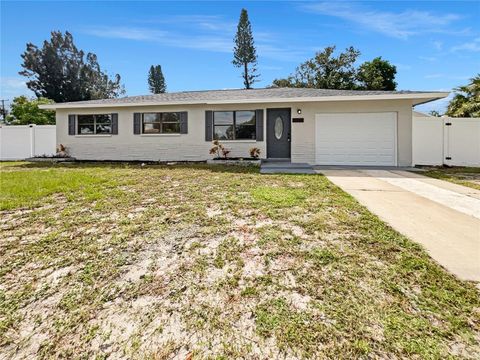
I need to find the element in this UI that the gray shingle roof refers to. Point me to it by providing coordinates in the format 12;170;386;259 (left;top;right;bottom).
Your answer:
52;87;444;106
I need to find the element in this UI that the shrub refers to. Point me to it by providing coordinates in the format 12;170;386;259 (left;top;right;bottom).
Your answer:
249;147;261;159
56;144;69;157
221;148;231;159
209;140;230;159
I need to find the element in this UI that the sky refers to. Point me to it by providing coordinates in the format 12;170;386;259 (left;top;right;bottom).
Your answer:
1;0;479;113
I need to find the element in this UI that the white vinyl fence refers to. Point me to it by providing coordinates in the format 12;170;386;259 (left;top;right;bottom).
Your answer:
0;125;56;160
413;117;480;167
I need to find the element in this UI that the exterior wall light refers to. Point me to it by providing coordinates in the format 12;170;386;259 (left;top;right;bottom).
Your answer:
297;108;302;114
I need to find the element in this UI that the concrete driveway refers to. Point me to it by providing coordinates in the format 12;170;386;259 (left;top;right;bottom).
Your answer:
316;168;480;283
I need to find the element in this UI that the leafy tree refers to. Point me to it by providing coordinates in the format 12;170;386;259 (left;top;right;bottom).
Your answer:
272;46;398;91
5;96;55;125
270;78;294;88
273;46;360;89
357;57;397;90
19;31;125;103
429;110;441;117
446;75;480;117
148;65;166;94
233;9;259;89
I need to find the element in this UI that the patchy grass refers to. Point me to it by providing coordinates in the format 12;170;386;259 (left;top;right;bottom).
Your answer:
0;165;114;210
251;186;307;207
421;166;480;191
0;162;479;359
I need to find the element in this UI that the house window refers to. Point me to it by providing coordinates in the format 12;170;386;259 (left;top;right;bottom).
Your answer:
213;111;256;140
142;112;180;134
77;114;112;135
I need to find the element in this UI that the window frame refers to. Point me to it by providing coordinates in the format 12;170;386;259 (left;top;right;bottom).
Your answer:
77;114;112;135
141;112;181;134
213;110;256;140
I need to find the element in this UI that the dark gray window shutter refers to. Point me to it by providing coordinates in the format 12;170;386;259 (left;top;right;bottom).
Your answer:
255;109;264;141
179;112;188;134
205;111;213;141
68;115;76;135
133;113;141;134
111;113;118;135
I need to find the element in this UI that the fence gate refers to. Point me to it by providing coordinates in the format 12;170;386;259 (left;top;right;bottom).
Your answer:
413;116;480;167
443;118;480;167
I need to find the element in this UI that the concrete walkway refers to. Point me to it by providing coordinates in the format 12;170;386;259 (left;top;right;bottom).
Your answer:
316;168;480;283
260;161;315;174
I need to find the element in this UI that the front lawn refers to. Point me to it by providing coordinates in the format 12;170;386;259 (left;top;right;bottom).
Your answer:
421;166;480;191
1;162;479;359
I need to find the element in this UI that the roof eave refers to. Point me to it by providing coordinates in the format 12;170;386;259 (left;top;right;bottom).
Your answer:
39;92;450;110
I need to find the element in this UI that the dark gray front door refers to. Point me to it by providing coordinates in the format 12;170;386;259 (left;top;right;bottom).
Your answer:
267;108;291;158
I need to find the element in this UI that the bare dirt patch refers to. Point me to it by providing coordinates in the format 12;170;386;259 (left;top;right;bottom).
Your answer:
1;163;479;359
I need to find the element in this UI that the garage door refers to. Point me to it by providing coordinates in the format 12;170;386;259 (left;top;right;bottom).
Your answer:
315;112;397;166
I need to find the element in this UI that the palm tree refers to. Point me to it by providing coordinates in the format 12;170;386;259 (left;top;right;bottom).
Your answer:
446;74;480;117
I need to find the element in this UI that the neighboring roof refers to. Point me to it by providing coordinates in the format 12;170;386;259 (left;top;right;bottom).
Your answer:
413;111;432;117
39;87;449;109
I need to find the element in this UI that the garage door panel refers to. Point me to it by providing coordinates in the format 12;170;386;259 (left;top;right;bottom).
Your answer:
315;112;396;166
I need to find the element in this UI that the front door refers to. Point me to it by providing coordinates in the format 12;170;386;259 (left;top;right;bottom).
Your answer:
267;108;291;159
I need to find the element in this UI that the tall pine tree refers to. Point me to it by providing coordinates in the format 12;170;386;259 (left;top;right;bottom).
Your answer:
233;9;259;89
148;65;166;94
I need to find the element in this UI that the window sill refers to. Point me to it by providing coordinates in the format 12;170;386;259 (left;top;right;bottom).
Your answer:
75;134;112;138
140;134;182;137
214;139;257;143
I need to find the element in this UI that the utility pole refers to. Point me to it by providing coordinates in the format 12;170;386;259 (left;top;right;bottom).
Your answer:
0;99;8;123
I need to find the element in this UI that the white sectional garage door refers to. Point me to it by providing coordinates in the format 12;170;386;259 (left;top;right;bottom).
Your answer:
315;112;397;166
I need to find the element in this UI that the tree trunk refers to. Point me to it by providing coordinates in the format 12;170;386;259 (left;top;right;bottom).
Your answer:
244;62;250;89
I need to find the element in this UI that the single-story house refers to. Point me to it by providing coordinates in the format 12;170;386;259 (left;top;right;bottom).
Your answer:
40;87;448;166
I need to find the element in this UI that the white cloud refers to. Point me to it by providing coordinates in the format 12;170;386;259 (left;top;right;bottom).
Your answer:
257;43;309;62
415;92;454;114
394;63;412;71
0;77;33;100
1;77;26;90
84;14;239;53
260;65;283;71
419;56;437;62
84;27;168;41
84;26;233;52
424;73;443;79
432;41;443;50
134;15;236;32
302;2;462;39
83;20;309;62
451;37;480;52
424;74;470;80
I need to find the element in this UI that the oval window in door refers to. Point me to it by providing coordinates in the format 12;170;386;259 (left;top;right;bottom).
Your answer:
274;116;283;140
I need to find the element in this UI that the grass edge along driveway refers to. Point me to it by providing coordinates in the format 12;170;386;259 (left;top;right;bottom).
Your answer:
420;166;480;191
